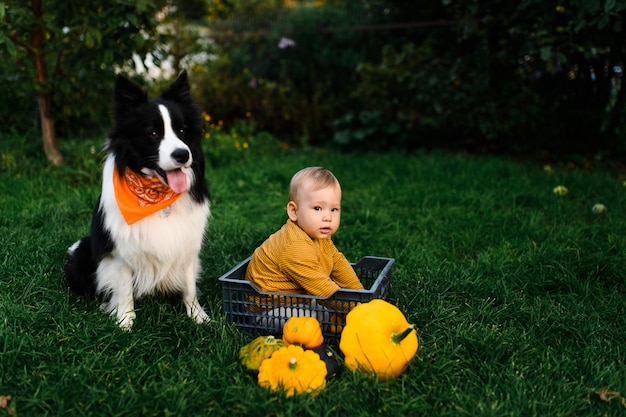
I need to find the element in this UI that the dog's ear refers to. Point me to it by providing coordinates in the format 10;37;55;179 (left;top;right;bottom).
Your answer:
114;74;148;117
161;70;193;104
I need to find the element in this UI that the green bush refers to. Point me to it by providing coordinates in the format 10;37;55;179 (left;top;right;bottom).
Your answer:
334;42;434;150
193;2;400;145
195;0;626;156
437;0;626;154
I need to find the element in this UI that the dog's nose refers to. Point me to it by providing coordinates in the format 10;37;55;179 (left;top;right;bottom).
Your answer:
171;148;190;164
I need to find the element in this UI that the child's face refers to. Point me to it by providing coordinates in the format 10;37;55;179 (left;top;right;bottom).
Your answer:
287;181;342;243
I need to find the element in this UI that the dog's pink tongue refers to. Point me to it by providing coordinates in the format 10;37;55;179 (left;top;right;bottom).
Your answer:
166;170;188;193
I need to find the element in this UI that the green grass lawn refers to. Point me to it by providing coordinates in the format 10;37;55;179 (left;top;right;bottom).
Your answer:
1;135;625;416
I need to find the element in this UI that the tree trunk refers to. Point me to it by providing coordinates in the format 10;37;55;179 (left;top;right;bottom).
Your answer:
37;92;63;165
31;0;64;166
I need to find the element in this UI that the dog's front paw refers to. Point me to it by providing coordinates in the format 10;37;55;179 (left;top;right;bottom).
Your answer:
117;311;136;331
193;309;211;324
185;299;210;324
101;300;136;331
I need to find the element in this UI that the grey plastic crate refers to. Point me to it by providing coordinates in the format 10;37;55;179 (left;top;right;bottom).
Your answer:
219;256;394;339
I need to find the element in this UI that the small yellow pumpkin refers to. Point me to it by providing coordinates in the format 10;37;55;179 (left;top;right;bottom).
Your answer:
282;316;324;349
257;344;327;397
239;335;287;371
339;299;418;381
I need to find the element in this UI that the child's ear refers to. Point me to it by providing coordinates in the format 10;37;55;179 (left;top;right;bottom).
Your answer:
287;201;298;221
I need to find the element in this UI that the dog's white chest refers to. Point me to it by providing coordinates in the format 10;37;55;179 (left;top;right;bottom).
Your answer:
99;155;210;278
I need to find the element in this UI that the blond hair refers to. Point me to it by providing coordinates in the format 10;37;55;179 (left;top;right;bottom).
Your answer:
288;167;340;202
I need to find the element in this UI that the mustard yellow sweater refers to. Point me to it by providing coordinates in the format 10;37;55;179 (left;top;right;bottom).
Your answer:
245;220;364;297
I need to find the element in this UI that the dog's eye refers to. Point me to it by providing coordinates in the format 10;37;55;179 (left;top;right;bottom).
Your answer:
178;128;186;138
148;130;158;139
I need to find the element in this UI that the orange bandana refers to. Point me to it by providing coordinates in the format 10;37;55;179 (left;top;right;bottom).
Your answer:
113;168;181;225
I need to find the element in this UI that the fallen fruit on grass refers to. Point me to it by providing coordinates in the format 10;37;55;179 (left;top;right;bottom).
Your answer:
553;185;568;195
258;344;327;397
282;316;324;349
592;203;607;214
239;335;287;371
339;299;418;381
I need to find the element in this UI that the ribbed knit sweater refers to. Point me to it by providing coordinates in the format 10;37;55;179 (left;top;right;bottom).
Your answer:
245;219;364;297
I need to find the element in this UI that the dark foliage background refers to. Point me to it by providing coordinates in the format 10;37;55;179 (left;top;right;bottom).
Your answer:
191;0;626;157
3;0;626;159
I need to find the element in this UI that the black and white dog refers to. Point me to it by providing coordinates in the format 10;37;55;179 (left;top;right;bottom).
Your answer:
65;71;211;330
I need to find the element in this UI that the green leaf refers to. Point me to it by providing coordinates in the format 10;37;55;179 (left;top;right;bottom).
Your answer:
1;36;17;58
136;0;149;13
85;30;94;48
598;13;610;30
332;130;351;145
92;29;102;46
574;19;587;33
605;0;616;13
125;13;138;26
84;28;102;48
540;46;552;62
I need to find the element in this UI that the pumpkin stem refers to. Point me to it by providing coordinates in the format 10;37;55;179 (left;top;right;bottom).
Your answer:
391;325;415;345
288;357;298;370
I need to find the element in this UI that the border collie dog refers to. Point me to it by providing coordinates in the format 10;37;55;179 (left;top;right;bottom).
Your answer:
65;71;211;330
